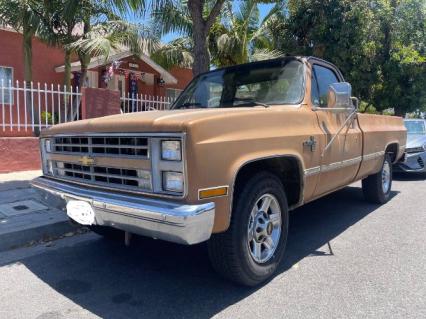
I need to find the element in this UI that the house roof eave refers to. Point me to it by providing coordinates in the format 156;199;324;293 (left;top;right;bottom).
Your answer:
54;50;178;85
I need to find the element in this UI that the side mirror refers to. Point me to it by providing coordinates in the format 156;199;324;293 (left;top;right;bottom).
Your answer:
327;82;353;109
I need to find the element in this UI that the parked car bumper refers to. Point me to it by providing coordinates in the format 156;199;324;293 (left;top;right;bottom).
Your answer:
31;177;215;245
394;151;426;173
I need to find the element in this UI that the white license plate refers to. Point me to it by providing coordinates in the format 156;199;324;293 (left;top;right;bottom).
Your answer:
66;200;95;225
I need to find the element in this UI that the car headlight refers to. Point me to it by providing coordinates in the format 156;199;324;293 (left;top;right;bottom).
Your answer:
44;160;54;176
162;171;184;192
45;139;52;153
161;140;181;161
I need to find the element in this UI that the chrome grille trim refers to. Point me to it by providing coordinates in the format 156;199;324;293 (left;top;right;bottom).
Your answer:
41;133;187;199
52;136;149;158
53;161;152;192
406;146;424;154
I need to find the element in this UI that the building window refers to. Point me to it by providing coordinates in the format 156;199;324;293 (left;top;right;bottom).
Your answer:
166;88;183;101
0;66;13;104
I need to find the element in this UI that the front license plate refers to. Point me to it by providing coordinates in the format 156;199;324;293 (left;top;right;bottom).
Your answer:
66;200;95;225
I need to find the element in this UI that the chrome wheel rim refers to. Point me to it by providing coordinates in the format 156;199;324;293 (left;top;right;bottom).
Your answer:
382;160;391;193
247;194;282;264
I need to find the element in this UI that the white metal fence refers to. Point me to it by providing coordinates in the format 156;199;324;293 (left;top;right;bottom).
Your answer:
0;80;175;133
0;80;81;133
120;93;175;112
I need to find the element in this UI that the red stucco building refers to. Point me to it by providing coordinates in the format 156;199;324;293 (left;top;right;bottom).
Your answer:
0;26;192;100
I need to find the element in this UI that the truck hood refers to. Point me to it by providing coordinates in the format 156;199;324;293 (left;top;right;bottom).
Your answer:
41;108;268;136
406;134;426;148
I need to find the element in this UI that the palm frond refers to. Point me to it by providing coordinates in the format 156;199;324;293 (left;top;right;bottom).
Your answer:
151;0;192;36
68;20;160;61
250;48;284;62
151;37;194;69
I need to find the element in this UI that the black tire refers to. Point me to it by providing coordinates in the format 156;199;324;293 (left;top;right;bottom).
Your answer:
362;154;393;204
208;172;289;286
89;225;123;240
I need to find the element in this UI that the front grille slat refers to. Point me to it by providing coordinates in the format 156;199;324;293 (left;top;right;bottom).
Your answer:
406;147;424;154
53;136;149;159
53;161;152;191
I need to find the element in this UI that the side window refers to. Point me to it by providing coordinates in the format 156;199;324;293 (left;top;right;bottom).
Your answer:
0;66;14;104
311;73;320;106
312;65;339;107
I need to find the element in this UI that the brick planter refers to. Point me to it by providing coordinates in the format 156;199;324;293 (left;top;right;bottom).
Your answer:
0;137;41;173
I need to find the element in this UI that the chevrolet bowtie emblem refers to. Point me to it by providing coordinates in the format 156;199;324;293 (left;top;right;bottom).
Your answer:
79;156;95;166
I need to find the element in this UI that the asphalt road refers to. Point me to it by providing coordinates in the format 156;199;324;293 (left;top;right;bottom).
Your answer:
0;174;425;319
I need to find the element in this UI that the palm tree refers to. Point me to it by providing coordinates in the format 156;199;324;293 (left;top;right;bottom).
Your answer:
151;0;284;70
150;0;225;75
211;0;284;67
0;0;42;83
36;0;160;88
68;20;160;87
0;0;44;134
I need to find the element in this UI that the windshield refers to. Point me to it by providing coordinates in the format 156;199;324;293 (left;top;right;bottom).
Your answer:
172;59;304;109
404;120;426;134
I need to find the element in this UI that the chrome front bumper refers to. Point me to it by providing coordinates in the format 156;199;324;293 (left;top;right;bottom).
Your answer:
31;177;215;245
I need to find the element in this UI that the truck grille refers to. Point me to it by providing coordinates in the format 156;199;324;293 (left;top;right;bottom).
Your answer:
418;157;424;168
406;146;424;154
53;161;152;191
53;136;149;158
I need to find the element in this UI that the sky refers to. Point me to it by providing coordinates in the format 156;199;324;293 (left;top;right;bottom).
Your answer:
127;2;275;43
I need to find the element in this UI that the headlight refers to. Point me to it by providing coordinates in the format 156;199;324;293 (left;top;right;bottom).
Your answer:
161;140;181;161
162;171;184;192
45;160;54;175
45;139;52;153
56;162;65;176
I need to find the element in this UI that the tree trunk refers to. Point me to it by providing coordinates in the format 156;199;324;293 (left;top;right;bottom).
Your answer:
22;23;39;135
79;17;91;88
64;49;72;91
78;53;90;88
192;26;210;75
23;27;33;83
188;0;225;76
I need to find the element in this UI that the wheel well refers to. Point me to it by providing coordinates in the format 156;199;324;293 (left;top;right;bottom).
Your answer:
233;157;303;209
385;143;399;163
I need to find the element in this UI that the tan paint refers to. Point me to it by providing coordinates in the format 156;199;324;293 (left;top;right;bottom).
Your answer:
40;57;407;234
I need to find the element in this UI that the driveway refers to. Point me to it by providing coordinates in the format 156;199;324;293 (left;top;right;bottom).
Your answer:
0;175;425;319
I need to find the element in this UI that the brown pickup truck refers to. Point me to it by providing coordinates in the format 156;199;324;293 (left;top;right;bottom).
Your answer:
33;57;406;286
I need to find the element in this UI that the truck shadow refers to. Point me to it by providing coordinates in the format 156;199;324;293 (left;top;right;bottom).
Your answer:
393;172;426;181
14;186;397;319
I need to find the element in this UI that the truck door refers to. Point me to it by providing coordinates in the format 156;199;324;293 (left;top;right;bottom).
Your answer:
311;63;363;197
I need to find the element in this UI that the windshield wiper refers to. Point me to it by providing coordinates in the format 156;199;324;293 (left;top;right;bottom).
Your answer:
175;102;202;109
232;98;270;108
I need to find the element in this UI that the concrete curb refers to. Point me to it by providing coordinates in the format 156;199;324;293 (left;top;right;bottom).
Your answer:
0;219;78;252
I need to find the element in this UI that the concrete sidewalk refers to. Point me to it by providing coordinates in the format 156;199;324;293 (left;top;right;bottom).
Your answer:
0;170;79;251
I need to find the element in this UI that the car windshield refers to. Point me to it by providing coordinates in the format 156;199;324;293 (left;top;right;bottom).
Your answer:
172;59;304;109
404;120;426;134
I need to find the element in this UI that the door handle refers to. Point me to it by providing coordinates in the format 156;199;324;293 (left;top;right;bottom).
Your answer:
303;136;317;152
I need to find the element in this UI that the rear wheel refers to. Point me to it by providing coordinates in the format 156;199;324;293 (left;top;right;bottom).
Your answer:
362;154;393;204
208;172;289;286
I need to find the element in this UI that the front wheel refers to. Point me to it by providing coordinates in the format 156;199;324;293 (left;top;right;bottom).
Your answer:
208;172;289;286
362;154;393;204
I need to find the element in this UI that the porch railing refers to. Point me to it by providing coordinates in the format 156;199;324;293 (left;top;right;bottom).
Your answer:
0;80;175;133
0;80;81;133
120;93;175;112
